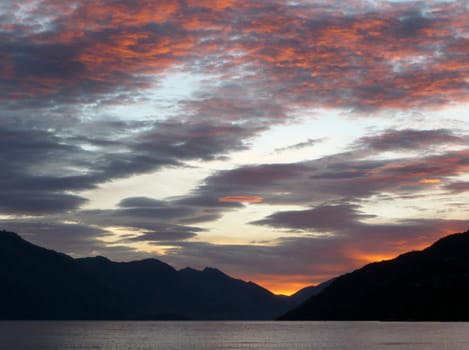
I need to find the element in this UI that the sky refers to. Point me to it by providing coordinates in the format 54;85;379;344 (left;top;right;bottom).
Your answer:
1;0;468;295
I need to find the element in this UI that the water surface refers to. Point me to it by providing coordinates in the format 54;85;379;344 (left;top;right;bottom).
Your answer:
1;321;468;350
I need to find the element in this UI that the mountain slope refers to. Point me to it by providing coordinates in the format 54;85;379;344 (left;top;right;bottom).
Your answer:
0;230;314;320
0;231;116;319
75;258;300;320
281;230;469;321
288;278;335;306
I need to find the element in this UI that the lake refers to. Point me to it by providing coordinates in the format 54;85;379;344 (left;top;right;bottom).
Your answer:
1;321;469;349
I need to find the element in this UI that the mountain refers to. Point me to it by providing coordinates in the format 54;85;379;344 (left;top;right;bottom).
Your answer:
0;230;315;320
0;230;117;320
281;230;469;321
287;278;335;306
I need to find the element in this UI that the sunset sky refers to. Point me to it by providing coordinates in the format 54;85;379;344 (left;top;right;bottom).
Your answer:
1;0;468;295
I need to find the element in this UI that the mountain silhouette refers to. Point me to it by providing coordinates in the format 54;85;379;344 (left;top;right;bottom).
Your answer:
0;230;315;320
280;230;469;321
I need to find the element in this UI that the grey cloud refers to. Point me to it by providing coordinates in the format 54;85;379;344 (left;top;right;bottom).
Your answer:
83;192;228;225
0;220;110;256
390;11;433;38
0;126;94;214
131;120;256;162
444;181;469;194
78;196;217;242
118;197;169;208
0;116;263;216
179;147;469;209
357;129;464;152
252;204;372;231
0;193;88;216
274;138;323;153
123;225;202;243
0;219;168;261
2;0;467;219
10;43;85;80
85;119;263;186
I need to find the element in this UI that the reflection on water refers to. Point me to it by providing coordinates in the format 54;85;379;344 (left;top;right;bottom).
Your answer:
1;321;469;350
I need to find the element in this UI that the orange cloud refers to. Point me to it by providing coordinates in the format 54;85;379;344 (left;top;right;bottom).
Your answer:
419;178;441;184
218;195;264;204
2;0;468;112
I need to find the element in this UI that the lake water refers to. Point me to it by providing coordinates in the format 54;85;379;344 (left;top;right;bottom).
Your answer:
1;321;469;350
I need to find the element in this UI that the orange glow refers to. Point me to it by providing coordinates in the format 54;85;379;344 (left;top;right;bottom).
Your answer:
345;230;459;268
258;226;467;294
420;178;442;184
218;195;264;204
251;275;320;296
351;252;398;264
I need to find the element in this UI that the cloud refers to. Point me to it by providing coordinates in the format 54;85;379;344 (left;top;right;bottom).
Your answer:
163;215;469;288
218;196;264;204
5;199;467;289
274;138;323;153
234;1;469;111
0;126;93;214
118;197;169;208
1;1;468;218
356;129;465;152
0;220;111;255
122;226;201;243
0;116;262;216
1;0;468;292
1;0;467;112
178;146;469;208
76;195;222;243
252;204;371;231
0;194;88;216
444;181;469;194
